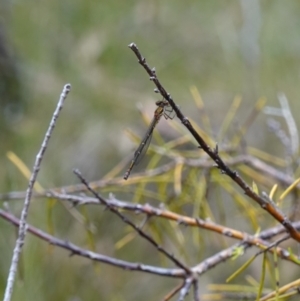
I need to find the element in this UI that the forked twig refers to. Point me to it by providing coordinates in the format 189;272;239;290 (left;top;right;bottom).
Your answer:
74;169;191;274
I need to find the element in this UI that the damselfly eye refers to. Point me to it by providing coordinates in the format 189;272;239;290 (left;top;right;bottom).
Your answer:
155;100;164;106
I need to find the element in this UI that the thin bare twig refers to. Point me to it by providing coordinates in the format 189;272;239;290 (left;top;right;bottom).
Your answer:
3;190;294;264
163;282;186;301
45;192;299;263
192;229;293;276
255;234;290;257
3;84;71;301
73;169;192;274
128;42;300;243
178;277;193;301
1;153;297;200
1;185;297;264
0;199;297;298
0;209;184;278
193;279;200;301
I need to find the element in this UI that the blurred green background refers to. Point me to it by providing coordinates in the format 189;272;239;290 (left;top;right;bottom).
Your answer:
1;0;300;300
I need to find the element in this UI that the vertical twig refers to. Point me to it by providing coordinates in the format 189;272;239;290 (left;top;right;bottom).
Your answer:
3;84;71;301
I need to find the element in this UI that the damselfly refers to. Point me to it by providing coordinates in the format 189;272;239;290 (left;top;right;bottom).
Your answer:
124;100;174;180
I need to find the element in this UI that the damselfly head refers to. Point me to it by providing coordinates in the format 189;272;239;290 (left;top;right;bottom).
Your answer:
155;99;169;107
